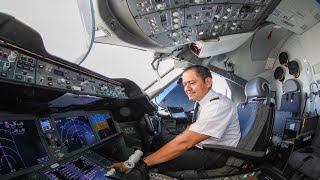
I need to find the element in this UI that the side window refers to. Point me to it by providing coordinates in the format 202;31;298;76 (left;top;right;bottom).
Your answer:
154;72;234;112
211;73;232;99
155;80;194;112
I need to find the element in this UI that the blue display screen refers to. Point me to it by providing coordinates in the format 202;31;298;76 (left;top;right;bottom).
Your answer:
0;120;49;175
54;116;96;152
90;113;117;139
40;119;52;132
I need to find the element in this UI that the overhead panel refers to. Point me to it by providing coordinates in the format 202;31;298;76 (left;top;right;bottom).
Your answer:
266;0;320;34
126;0;278;47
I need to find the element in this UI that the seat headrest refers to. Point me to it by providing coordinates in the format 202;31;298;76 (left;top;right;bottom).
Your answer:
283;79;300;93
245;77;269;98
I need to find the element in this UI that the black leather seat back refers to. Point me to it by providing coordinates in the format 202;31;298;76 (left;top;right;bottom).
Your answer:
279;79;301;116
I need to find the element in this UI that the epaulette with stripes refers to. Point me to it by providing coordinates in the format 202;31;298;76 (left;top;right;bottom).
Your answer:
210;96;220;102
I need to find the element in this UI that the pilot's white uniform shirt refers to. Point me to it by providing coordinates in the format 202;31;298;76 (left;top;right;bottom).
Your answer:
189;89;241;149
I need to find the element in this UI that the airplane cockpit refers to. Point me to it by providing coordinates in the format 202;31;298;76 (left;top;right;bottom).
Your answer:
1;0;320;179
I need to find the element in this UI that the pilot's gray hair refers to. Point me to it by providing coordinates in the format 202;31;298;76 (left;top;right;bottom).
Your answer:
183;65;212;82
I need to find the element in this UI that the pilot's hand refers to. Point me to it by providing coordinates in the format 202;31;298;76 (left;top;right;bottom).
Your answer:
107;162;129;172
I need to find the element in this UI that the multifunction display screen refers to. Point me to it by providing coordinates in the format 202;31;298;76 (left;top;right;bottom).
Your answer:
54;116;96;152
0;120;49;175
90;113;117;139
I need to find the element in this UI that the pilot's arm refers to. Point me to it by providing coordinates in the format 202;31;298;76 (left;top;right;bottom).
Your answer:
108;130;209;171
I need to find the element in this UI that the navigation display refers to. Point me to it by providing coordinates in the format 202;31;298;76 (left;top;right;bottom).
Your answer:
54;116;96;153
0;120;49;176
90;113;117;139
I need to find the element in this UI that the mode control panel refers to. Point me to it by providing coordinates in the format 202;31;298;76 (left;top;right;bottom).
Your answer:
0;46;36;84
36;60;127;98
127;0;276;47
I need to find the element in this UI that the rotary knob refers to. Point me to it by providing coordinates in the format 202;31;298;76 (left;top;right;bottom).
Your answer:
8;51;18;63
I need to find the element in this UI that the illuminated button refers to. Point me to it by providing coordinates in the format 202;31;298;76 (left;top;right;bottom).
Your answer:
21;55;27;61
226;8;232;12
1;72;7;77
172;12;180;17
173;24;180;29
17;64;23;68
48;82;53;86
223;15;228;19
172;32;178;37
156;4;166;10
15;75;22;79
39;64;44;68
29;67;35;72
173;18;180;23
212;32;217;36
66;81;70;84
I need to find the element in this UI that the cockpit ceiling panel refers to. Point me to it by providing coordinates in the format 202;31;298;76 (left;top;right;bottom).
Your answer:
126;0;278;47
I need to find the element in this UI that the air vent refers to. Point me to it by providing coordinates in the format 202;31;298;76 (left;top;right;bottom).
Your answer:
281;20;294;27
314;13;320;21
300;24;308;30
102;28;112;37
272;8;282;17
312;63;320;74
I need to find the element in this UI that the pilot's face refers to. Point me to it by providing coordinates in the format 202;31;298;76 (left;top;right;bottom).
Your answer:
182;69;212;101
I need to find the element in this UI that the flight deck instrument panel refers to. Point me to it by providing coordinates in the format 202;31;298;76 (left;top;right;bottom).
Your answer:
0;119;49;176
125;0;278;47
0;44;128;99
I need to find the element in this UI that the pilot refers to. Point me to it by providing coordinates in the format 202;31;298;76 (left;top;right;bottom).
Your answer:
109;65;241;173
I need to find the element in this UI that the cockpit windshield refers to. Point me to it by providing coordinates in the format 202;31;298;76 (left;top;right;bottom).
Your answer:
0;0;94;63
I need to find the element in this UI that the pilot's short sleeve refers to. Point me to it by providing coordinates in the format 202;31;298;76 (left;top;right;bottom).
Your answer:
189;99;234;139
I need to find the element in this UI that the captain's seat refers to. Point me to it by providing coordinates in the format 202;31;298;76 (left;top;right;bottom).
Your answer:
159;77;275;179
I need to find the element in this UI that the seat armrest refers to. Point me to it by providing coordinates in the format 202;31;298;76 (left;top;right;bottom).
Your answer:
203;145;265;161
